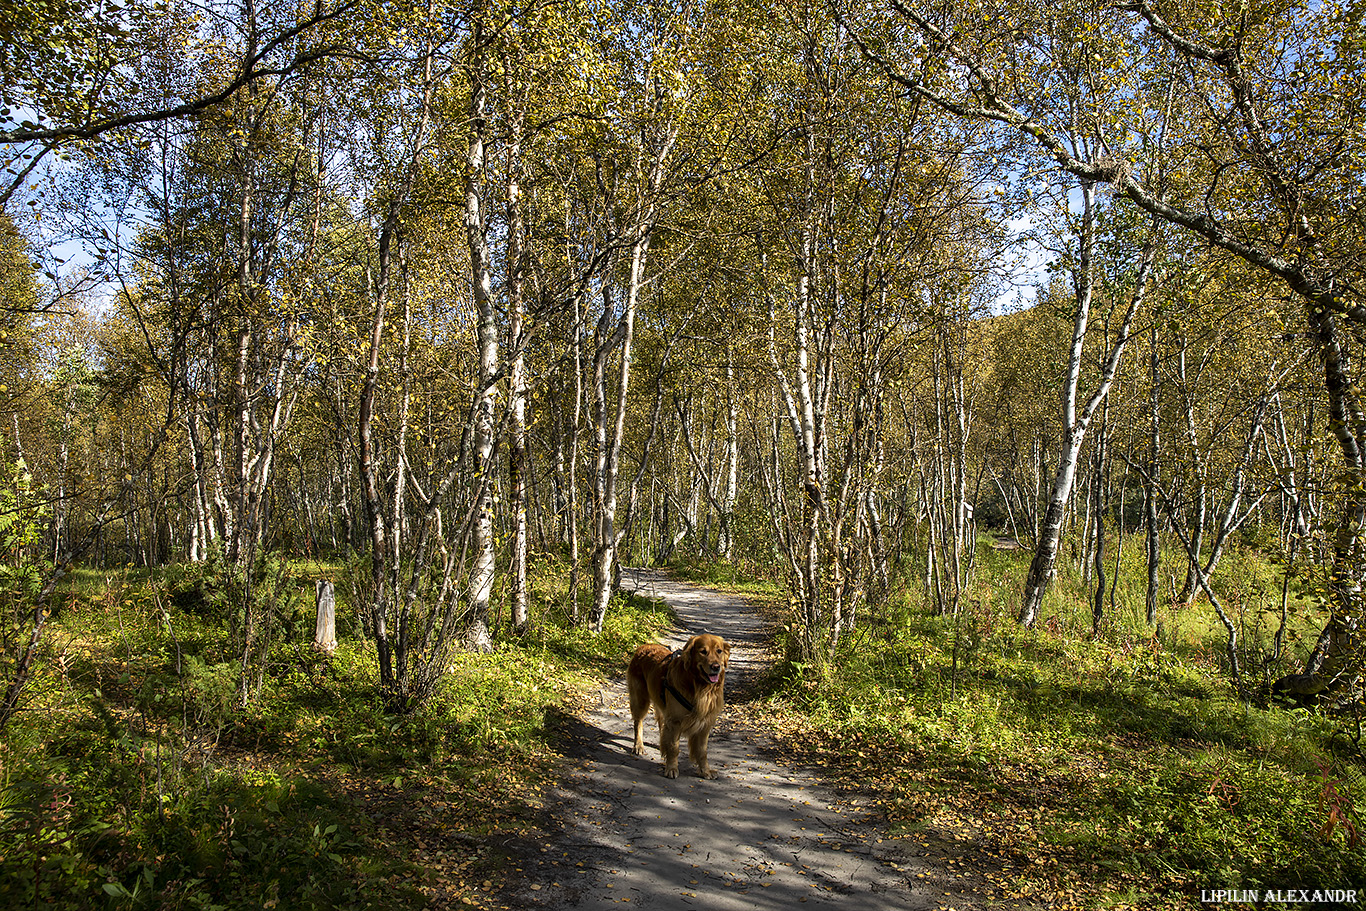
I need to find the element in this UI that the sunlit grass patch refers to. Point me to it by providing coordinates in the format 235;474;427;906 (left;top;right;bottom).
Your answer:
755;540;1366;906
1;554;676;910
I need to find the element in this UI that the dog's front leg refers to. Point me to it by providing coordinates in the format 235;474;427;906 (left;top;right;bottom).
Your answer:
659;720;682;778
688;722;717;779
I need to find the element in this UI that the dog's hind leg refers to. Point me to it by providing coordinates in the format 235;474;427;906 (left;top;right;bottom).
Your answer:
628;680;649;756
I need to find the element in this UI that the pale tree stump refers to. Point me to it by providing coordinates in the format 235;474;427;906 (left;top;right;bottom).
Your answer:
314;580;337;653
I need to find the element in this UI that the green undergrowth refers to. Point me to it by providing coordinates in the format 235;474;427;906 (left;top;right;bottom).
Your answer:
760;550;1366;910
0;556;671;911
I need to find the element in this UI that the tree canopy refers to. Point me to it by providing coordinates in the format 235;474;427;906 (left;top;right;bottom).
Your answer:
3;0;1365;711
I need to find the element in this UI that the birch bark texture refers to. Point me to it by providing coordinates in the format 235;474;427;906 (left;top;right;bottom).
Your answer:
463;10;498;652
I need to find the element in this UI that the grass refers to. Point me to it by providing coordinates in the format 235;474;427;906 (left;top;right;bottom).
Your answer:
748;535;1366;909
0;555;673;911
4;535;1363;910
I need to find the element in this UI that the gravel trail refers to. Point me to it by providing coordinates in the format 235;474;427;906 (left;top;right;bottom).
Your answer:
513;568;947;911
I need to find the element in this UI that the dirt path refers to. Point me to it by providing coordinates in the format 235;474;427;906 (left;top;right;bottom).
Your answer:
513;569;949;911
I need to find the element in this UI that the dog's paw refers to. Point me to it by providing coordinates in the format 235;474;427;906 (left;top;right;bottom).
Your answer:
699;768;717;780
631;744;645;756
663;766;679;779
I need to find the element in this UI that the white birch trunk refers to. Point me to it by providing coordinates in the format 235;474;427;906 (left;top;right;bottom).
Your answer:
721;352;739;558
506;116;530;634
588;121;678;632
464;43;498;652
590;237;645;632
1020;189;1154;626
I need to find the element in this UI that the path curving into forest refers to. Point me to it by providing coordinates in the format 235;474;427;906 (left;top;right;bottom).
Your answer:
511;569;950;911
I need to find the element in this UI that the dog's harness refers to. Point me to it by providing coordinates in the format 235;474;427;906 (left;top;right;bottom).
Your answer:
663;651;696;713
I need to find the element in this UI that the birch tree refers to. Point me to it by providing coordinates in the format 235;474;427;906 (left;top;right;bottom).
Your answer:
750;3;1004;658
462;2;499;650
1017;182;1153;626
581;0;717;632
0;0;363;207
868;0;1366;691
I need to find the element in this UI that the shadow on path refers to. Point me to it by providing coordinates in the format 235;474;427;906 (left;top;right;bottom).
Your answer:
511;569;952;911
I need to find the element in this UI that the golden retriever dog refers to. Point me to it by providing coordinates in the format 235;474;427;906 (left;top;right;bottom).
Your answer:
627;633;730;779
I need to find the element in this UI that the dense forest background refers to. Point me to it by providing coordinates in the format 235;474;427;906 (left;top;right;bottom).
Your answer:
2;0;1366;905
5;0;1364;704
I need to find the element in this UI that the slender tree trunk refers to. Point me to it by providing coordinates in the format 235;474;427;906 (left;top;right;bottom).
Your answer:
186;407;215;561
591;242;644;631
867;489;889;596
762;99;835;659
1275;308;1366;700
1080;457;1094;586
1091;417;1107;638
1020;194;1154;627
1144;318;1161;626
1021;182;1099;626
359;222;397;703
551;392;568;546
720;352;739;558
506;113;530;635
464;21;497;652
588;119;677;631
231;152;255;569
355;43;434;710
567;289;585;618
390;255;413;684
1177;345;1208;603
1020;451;1085;626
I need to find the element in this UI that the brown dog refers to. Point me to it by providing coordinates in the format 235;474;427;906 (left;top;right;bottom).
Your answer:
627;633;730;779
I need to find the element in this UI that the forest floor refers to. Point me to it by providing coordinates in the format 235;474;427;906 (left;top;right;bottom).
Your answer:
505;568;985;911
17;562;1358;909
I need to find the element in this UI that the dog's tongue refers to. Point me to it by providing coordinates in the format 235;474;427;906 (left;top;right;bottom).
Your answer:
708;672;720;683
